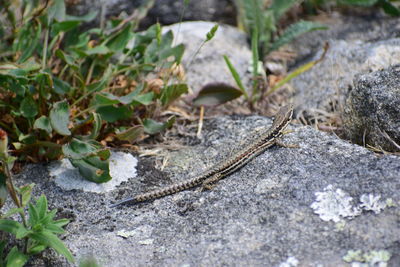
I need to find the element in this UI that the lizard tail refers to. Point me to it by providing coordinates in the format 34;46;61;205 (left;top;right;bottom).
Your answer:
109;197;136;208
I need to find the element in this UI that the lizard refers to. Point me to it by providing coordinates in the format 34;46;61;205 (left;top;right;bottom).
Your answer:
110;104;294;208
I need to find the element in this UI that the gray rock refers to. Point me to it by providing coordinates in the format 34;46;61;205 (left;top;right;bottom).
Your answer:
288;12;400;118
342;64;400;151
164;21;252;94
66;0;236;30
290;38;400;117
12;115;400;266
140;0;236;29
290;12;400;66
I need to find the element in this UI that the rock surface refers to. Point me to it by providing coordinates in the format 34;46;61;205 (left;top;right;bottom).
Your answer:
342;64;400;151
289;13;400;117
66;0;236;30
17;115;400;266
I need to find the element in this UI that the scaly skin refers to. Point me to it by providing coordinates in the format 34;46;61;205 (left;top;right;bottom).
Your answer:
110;104;293;207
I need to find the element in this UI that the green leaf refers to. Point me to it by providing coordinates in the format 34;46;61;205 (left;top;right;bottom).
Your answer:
19;183;35;207
49;100;71;136
55;49;78;69
0;219;24;235
4;79;26;97
106;24;134;52
88;113;102;140
52;218;70;228
223;55;248;99
0;208;24;219
70;156;111;183
85;66;112;93
94;91;154;107
17;22;42;63
5;247;29;267
40;209;57;227
27;244;47;255
241;0;265;37
20;95;38;118
338;0;378;6
34;116;52;134
1;208;23;219
379;0;400;16
53;77;72;95
92;93;120;106
130;92;154;106
160;84;188;106
51;21;80;36
269;21;328;52
28;202;39;226
48;0;66;22
28;230;74;263
159;44;185;63
85;45;111;55
62;138;98;159
270;0;298;19
115;126;144;143
45;222;67;234
36;72;53;100
96;106;132;123
65;11;98;22
143;116;175;135
35;195;48;219
144;30;181;63
193;83;243;106
63;139;111;183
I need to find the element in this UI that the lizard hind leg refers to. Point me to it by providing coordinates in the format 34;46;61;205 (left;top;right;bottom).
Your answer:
201;173;223;191
275;138;299;148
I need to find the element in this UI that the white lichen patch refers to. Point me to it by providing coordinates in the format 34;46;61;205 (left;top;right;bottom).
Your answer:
278;256;299;267
311;185;392;222
117;230;136;238
49;151;138;193
359;194;386;214
310;185;361;222
343;249;391;267
116;225;153;241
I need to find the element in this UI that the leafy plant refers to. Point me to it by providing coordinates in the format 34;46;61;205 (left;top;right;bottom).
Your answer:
236;0;328;57
0;129;73;265
194;0;327;109
0;0;187;182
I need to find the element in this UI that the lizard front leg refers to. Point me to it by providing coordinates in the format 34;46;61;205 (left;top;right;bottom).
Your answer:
201;172;223;191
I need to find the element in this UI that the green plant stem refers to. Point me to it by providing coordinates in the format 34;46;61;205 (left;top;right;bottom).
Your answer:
172;0;188;47
85;59;97;85
72;104;102;120
59;64;69;79
114;63;154;75
2;159;20;208
186;41;206;70
42;28;49;70
0;121;13;133
71;86;97;109
1;158;27;230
